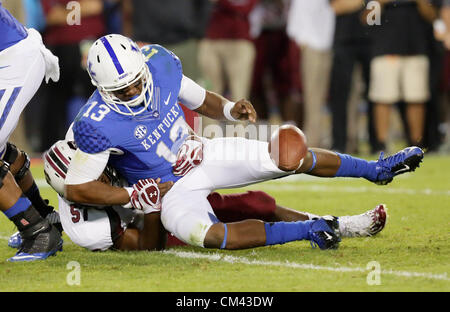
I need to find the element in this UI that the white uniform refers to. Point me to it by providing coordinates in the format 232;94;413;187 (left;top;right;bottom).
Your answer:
0;28;59;157
58;195;140;251
161;137;288;247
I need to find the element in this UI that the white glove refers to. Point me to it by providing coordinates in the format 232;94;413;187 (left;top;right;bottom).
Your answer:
173;135;203;176
129;179;161;214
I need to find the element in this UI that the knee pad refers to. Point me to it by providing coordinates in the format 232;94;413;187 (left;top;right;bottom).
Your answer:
2;143;30;182
2;142;18;165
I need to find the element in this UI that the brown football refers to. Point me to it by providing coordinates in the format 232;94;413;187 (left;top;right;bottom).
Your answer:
269;125;308;171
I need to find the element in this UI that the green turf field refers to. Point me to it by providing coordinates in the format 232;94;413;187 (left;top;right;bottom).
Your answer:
0;154;449;292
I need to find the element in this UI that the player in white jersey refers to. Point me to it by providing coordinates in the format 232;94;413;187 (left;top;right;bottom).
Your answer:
63;34;422;252
0;3;61;261
39;139;386;252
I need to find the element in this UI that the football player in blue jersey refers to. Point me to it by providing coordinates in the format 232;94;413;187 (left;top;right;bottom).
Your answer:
0;3;62;262
64;34;423;252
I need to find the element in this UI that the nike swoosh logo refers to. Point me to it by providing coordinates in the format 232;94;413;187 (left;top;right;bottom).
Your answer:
394;164;410;174
323;232;333;240
0;65;11;69
31;225;47;236
164;92;171;105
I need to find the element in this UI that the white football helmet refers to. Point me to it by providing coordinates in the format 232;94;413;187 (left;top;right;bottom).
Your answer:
43;140;77;196
86;34;154;116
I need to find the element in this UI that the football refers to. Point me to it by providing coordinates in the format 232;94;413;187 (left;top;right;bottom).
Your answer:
269;125;308;171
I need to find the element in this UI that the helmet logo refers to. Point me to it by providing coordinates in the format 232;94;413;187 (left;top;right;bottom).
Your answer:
134;125;147;140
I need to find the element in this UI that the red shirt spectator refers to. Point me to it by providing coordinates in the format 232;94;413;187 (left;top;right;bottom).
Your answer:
206;0;259;40
41;0;105;46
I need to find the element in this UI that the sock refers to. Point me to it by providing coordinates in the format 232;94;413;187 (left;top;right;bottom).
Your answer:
264;221;314;246
335;153;377;181
3;196;31;220
4;197;45;235
24;182;53;218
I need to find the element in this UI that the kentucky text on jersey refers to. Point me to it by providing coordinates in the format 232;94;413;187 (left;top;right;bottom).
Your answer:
140;103;182;151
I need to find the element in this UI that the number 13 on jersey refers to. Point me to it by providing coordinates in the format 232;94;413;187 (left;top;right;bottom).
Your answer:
156;117;188;163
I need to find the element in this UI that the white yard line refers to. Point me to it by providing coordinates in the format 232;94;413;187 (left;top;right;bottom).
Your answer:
163;250;450;282
1;233;446;282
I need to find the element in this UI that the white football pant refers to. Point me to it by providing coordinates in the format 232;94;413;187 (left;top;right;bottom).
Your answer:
0;28;59;158
161;137;288;247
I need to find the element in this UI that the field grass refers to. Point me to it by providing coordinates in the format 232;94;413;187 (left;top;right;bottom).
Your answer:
0;153;449;293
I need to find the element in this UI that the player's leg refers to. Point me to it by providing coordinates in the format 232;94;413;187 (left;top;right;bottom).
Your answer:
0;160;62;261
294;146;423;185
258;126;423;185
204;217;340;250
0;34;62;261
114;212;167;251
208;191;386;237
3;143;58;221
5;143;62;249
161;187;340;251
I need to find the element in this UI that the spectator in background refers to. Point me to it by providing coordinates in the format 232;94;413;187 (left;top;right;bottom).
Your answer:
287;0;335;148
198;0;258;102
441;0;450;48
365;0;437;151
122;0;211;82
121;0;211;133
249;0;302;126
40;0;105;151
422;0;446;152
329;0;377;154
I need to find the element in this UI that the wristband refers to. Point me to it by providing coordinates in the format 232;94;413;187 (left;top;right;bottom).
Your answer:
122;187;134;209
223;101;238;122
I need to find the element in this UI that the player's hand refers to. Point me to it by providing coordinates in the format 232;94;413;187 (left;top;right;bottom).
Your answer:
231;99;257;123
173;135;203;176
130;178;162;214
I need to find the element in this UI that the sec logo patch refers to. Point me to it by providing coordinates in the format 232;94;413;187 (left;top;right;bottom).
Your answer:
134;125;147;140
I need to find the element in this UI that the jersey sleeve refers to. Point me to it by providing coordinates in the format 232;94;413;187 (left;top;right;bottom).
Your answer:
178;75;206;110
73;119;113;154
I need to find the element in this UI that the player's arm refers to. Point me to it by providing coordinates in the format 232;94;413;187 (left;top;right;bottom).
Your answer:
179;75;257;123
64;149;131;206
113;212;167;251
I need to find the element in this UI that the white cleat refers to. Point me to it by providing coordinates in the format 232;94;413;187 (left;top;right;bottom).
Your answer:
338;204;387;238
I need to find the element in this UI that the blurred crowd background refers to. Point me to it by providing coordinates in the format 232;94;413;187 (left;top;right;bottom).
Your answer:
3;0;450;156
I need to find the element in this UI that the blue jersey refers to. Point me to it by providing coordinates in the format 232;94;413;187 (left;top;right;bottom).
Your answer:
0;4;28;52
73;45;190;185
